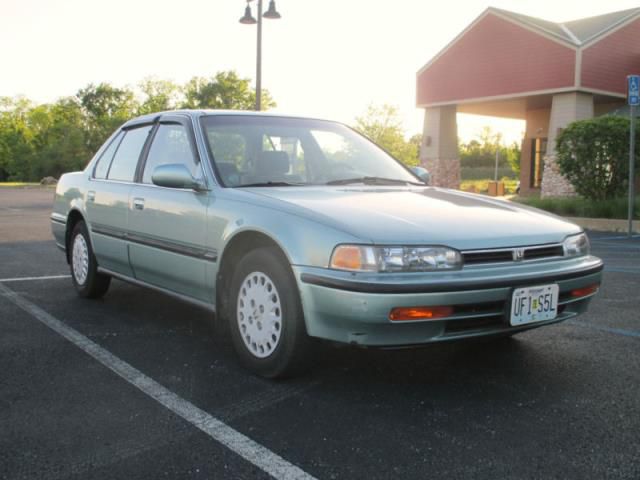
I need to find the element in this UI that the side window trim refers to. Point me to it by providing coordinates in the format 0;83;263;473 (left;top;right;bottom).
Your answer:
106;124;155;183
92;130;124;179
134;122;160;183
136;115;202;185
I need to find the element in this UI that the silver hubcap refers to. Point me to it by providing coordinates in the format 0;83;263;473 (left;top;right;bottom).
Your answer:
237;271;283;359
72;234;89;286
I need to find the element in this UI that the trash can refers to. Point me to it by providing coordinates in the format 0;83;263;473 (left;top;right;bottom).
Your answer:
488;181;505;196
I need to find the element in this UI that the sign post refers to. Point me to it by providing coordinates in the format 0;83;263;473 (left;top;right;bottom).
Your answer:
627;75;639;238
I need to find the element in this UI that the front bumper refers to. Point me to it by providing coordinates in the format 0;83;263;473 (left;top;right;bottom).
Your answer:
294;255;603;346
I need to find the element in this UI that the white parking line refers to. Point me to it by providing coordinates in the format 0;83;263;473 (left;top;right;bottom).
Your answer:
0;274;71;283
219;381;322;422
0;282;316;480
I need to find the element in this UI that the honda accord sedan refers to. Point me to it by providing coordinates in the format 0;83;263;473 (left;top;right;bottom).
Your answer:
51;110;603;377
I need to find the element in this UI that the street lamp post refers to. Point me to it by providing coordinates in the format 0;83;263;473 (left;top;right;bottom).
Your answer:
239;0;281;111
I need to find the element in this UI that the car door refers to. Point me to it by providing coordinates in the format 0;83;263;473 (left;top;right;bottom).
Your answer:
127;115;211;302
86;124;154;277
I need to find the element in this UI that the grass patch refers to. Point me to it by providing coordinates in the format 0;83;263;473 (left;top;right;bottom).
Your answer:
460;178;519;195
513;195;640;220
0;182;40;188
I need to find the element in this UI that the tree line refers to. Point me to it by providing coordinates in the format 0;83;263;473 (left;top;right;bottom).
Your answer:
459;126;521;174
1;71;519;182
0;71;275;181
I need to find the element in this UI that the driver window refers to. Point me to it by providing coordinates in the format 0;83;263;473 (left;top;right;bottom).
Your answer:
143;124;198;184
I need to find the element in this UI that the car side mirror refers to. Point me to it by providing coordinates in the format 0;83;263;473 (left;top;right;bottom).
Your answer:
411;166;431;185
151;164;207;191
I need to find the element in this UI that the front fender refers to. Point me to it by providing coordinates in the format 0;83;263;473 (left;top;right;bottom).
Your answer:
214;197;365;269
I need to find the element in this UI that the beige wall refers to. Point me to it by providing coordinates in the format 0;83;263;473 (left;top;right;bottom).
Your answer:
524;108;550;138
421;106;459;160
420;105;460;188
541;92;594;197
594;102;626;116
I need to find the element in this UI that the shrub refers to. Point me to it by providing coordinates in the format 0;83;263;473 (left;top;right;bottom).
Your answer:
514;195;640;219
556;116;639;201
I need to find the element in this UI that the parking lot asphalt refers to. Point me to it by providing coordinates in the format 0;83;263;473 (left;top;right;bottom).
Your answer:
1;187;639;480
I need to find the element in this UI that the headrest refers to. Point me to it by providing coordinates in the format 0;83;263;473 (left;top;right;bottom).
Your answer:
256;151;289;176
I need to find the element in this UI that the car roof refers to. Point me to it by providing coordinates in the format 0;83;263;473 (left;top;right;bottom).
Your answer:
121;109;336;129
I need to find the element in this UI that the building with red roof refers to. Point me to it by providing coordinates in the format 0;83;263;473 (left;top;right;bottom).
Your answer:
416;7;640;196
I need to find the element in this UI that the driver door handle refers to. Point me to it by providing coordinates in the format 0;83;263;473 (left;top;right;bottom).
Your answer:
133;198;145;210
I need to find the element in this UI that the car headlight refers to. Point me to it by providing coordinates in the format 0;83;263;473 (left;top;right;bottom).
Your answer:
330;245;462;272
563;233;590;257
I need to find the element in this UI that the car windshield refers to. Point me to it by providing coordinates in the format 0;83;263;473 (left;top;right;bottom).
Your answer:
201;115;422;187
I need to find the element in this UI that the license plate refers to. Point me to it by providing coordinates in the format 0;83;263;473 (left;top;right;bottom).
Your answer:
510;284;559;326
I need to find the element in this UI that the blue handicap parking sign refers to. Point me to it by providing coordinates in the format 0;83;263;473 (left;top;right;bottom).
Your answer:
629;75;640;106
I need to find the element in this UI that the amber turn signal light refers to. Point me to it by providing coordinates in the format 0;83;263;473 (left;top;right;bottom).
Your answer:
570;284;600;298
330;245;363;271
389;306;455;321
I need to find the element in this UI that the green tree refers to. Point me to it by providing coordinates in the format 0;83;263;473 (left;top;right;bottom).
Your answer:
76;82;138;154
34;98;91;178
505;141;521;174
137;78;180;115
459;126;520;174
0;71;278;181
0;96;36;180
354;104;419;166
182;71;275;110
556;115;638;200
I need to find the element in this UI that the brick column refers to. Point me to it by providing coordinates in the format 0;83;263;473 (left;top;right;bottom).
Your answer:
541;92;594;197
420;105;460;189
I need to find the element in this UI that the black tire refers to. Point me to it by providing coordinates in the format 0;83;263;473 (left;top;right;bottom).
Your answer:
69;221;111;299
228;247;314;378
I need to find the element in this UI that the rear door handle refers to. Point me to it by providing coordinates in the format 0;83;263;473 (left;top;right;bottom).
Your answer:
133;198;145;210
87;191;96;202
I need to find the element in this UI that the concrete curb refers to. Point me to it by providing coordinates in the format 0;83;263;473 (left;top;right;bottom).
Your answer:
565;216;640;233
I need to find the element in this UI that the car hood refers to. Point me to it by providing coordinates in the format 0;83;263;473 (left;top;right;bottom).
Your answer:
243;186;581;249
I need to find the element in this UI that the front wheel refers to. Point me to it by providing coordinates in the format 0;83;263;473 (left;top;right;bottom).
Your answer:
228;247;314;378
69;221;111;299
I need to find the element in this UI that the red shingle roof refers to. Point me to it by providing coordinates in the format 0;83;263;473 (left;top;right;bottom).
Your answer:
493;7;640;45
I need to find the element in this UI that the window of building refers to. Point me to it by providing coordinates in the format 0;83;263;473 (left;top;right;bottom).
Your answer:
530;137;547;189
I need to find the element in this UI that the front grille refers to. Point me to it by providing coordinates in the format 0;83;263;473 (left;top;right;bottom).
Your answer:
462;244;564;266
462;250;513;264
523;245;564;260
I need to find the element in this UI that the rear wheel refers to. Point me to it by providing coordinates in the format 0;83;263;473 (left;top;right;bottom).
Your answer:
228;247;314;378
69;221;111;299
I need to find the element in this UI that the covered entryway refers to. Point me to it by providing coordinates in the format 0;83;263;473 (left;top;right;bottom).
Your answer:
416;7;640;196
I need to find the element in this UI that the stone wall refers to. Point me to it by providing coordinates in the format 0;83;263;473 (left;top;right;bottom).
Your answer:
421;158;461;189
540;154;575;197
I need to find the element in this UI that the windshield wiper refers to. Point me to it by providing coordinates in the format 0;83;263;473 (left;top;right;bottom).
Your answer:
236;181;303;187
326;176;424;186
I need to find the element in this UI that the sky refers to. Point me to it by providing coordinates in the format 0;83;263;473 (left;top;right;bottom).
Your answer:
2;0;639;144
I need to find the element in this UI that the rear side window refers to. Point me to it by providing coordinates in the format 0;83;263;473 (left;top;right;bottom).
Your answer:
107;126;152;182
142;124;198;184
93;131;124;179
